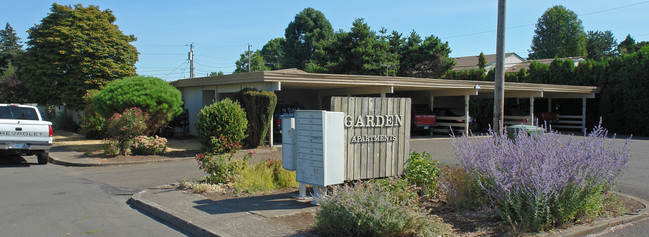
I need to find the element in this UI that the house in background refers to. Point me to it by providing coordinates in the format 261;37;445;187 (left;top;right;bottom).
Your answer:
504;57;584;73
452;52;584;73
452;53;525;72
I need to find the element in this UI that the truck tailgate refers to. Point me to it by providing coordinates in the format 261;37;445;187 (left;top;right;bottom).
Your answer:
415;116;436;126
0;120;52;144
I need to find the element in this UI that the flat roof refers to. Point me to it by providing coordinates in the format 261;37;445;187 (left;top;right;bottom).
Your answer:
172;69;599;98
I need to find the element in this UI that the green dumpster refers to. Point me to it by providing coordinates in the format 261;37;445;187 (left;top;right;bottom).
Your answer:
506;125;544;140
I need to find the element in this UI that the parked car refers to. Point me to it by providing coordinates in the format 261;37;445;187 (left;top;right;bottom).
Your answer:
433;108;479;132
411;104;437;135
0;104;53;164
273;103;303;135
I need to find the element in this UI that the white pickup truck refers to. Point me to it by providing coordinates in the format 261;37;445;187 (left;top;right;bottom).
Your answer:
0;104;53;164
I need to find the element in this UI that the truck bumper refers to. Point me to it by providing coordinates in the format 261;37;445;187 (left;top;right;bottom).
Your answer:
0;142;52;154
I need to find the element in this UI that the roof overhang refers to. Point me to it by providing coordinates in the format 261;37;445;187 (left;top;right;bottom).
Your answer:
171;69;599;99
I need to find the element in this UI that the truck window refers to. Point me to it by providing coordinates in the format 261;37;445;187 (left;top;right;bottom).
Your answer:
0;106;39;120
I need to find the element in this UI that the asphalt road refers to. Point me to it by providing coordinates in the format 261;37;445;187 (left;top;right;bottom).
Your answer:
0;155;204;237
1;134;646;236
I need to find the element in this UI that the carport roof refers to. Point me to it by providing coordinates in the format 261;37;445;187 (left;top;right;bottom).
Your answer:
171;69;599;98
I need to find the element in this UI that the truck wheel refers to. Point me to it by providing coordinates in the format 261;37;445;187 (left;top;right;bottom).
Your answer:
37;152;49;165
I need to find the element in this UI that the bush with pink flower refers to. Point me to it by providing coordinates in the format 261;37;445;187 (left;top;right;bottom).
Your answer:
101;107;168;156
131;135;168;155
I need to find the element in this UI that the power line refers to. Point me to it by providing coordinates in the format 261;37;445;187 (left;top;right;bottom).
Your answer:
160;60;189;79
441;1;649;40
580;1;649;16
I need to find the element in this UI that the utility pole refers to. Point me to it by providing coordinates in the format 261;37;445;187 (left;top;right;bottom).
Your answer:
188;43;195;78
494;0;506;134
248;44;252;72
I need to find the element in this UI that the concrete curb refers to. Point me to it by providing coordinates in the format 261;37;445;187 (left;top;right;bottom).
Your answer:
546;191;649;237
130;186;649;237
129;189;221;237
49;155;194;167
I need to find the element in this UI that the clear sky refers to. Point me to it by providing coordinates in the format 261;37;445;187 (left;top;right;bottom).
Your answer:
2;1;648;81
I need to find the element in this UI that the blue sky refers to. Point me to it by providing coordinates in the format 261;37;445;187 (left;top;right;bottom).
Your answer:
2;1;648;81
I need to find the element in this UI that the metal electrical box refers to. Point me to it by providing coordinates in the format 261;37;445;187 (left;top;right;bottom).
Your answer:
294;110;345;186
281;117;296;170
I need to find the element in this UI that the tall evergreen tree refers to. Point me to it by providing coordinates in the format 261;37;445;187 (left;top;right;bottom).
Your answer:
0;23;25;103
586;30;618;60
478;52;487;69
0;23;23;71
18;4;138;109
397;31;454;78
283;8;333;69
529;5;587;59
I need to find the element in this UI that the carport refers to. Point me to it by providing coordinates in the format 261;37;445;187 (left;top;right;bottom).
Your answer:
171;69;599;143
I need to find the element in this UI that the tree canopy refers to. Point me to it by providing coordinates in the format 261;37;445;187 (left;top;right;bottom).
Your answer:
586;30;618;60
233;49;268;73
0;23;24;103
239;8;454;78
529;5;587;59
618;35;649;54
18;3;138;109
261;38;285;70
283;8;334;70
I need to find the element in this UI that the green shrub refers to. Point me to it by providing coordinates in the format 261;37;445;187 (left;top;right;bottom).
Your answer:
92;76;183;135
80;89;107;138
195;98;248;152
315;182;453;237
370;177;419;206
105;107;148;154
130;135;167;155
235;88;277;147
195;152;248;184
404;151;441;198
207;134;242;154
234;159;298;193
80;111;106;139
102;139;121;156
234;161;276;193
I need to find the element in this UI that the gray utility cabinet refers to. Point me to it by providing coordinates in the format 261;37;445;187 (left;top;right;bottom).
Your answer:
294;110;345;186
281;116;296;171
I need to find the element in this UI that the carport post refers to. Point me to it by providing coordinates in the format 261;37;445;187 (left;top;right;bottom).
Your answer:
582;97;587;132
530;97;535;125
429;91;435;112
464;94;470;135
269;116;273;147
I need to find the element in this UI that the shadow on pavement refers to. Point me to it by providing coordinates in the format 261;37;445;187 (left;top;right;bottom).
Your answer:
192;192;315;217
0;154;32;167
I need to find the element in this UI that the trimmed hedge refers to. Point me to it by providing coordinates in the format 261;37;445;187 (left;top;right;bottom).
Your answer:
92;76;183;135
235;88;277;147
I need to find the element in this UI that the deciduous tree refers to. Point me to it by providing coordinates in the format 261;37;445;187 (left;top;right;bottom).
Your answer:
529;5;587;59
19;4;138;109
234;49;268;73
261;38;285;70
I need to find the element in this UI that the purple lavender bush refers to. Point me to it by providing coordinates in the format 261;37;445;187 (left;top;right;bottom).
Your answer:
451;123;630;232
